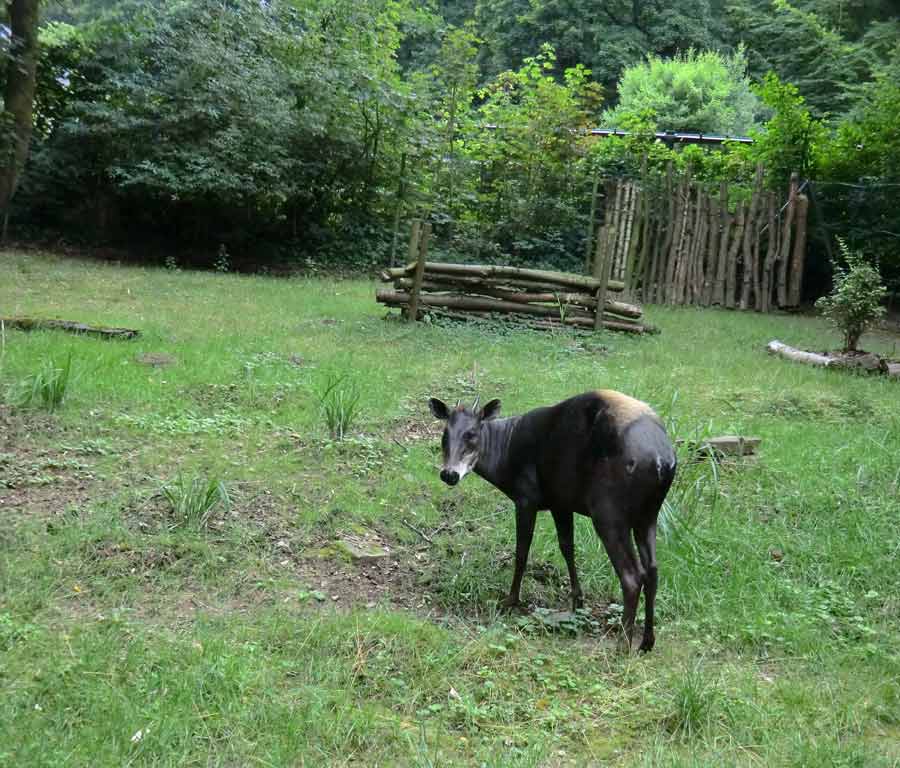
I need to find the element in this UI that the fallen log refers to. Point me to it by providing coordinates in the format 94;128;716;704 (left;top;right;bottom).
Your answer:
1;317;140;339
766;340;892;374
381;262;625;293
390;277;643;318
766;340;834;367
377;290;653;334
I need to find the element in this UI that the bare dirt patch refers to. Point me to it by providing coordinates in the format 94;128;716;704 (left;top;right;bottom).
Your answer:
135;352;177;368
0;406;99;522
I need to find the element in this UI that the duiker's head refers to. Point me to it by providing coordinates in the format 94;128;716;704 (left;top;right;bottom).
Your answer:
428;396;501;486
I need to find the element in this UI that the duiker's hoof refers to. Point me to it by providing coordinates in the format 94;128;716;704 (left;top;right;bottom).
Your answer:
638;634;655;653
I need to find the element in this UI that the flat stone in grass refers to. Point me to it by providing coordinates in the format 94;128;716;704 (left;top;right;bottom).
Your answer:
888;363;900;378
333;535;390;565
136;352;176;368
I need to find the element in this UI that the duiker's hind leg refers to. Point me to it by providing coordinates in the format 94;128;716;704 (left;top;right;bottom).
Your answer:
551;508;583;612
633;522;658;652
591;510;643;649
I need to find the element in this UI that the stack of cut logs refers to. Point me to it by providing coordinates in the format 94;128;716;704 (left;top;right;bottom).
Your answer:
376;222;653;334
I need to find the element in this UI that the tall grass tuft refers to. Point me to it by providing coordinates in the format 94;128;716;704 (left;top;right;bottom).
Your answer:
664;663;722;741
316;372;361;440
162;473;230;530
13;354;72;412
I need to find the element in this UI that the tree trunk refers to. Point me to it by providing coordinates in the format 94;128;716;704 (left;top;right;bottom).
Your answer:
0;0;41;220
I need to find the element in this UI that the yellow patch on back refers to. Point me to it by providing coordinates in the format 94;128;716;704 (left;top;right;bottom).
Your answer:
596;389;655;427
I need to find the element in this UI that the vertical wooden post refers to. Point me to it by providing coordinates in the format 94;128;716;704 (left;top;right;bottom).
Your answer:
406;219;424;322
788;193;809;307
740;164;764;310
693;192;709;304
584;176;600;274
725;201;745;309
761;192;778;313
609;181;628;281
653;163;674;304
594;240;612;332
609;182;623;280
751;209;763;311
669;167;693;304
624;185;642;293
712;182;730;305
637;154;652;299
700;190;719;306
664;165;688;304
777;172;799;308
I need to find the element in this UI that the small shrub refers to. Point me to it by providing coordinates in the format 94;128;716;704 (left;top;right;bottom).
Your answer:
316;373;361;440
162;473;230;530
214;244;230;273
13;354;72;412
815;238;887;352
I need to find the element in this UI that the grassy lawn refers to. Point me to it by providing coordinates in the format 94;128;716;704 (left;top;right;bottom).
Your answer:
2;249;899;767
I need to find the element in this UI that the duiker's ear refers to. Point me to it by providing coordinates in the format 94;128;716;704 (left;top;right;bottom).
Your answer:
428;397;450;420
480;398;502;420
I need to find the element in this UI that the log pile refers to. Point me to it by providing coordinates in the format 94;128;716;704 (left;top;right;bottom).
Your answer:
377;227;655;334
591;166;809;311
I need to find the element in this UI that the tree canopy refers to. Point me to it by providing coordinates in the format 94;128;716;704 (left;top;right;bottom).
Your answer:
1;0;897;288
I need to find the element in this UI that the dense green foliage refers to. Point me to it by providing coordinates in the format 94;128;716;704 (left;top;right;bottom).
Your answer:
604;49;758;135
3;0;898;290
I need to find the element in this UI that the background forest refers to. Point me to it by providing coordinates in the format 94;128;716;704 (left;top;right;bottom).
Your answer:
3;0;899;293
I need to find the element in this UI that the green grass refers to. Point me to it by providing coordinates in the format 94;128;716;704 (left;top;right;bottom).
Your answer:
1;249;899;766
10;352;72;411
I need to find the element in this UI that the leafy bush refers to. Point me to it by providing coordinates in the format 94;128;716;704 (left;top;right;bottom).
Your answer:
603;48;759;135
815;239;887;352
162;473;230;530
13;354;72;412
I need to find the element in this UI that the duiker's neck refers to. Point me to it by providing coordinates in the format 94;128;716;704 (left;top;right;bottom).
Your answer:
474;416;520;490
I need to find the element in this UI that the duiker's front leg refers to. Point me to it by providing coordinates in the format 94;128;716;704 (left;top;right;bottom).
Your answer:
500;503;536;610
